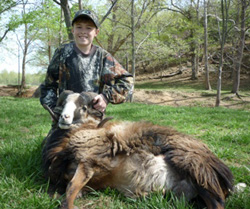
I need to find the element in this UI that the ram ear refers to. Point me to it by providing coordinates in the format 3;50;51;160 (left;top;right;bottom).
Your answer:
56;90;74;107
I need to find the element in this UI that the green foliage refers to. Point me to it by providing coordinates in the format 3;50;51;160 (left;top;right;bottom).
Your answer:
0;96;249;209
5;13;22;31
30;1;67;69
0;0;23;42
1;0;250;82
0;70;45;85
0;0;20;15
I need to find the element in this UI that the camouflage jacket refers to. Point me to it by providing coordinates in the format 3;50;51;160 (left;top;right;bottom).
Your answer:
40;42;133;109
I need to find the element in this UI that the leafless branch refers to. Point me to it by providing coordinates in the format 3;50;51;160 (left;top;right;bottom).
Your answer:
136;33;151;54
134;0;150;28
15;33;24;53
159;6;187;17
106;18;130;29
0;28;10;42
52;0;61;6
26;29;39;47
170;0;185;13
100;0;119;25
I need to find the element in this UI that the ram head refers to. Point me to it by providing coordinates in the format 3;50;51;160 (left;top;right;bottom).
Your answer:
43;90;104;129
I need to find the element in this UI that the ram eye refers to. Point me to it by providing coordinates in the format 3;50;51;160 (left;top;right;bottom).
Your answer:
82;105;87;111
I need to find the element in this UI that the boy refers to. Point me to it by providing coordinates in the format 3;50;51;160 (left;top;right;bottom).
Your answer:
40;9;133;113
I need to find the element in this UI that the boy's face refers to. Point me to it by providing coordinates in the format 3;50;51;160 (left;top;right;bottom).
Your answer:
72;19;99;49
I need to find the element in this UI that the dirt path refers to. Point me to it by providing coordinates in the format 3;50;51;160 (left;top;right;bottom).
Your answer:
133;89;249;109
133;68;250;109
0;85;37;97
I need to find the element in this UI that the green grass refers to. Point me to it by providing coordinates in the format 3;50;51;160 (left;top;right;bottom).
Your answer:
0;97;249;209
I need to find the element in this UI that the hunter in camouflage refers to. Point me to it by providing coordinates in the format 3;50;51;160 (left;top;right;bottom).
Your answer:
40;9;133;111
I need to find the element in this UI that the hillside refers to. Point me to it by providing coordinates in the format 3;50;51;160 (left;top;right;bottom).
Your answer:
134;67;250;109
0;67;249;110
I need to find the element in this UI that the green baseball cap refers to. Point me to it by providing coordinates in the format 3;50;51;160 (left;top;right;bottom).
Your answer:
72;9;100;28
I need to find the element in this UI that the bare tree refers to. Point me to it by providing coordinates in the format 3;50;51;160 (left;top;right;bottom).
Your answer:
99;0;119;25
215;0;230;107
53;0;73;40
17;0;39;96
232;0;249;94
204;0;211;90
78;0;83;10
104;0;158;56
59;6;64;45
159;0;202;80
106;1;118;54
130;0;135;101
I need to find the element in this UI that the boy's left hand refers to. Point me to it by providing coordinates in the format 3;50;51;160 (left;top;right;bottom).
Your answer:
93;94;108;112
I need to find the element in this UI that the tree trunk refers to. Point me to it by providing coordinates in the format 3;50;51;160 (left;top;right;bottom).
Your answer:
18;45;21;87
216;0;230;107
17;24;28;96
20;46;27;93
195;3;200;79
17;3;28;96
190;29;198;80
231;0;240;79
78;0;82;10
232;0;247;93
59;7;64;45
125;53;129;72
130;0;135;102
204;0;211;90
59;0;73;41
191;53;198;80
47;27;52;62
215;51;223;107
107;3;118;54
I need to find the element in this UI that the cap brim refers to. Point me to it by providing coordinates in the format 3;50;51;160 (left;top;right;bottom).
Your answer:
72;14;98;28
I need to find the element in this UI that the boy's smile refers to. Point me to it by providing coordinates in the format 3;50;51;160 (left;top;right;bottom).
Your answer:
72;21;99;54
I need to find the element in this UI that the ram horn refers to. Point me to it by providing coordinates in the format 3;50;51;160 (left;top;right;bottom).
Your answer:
80;92;99;106
97;116;114;128
42;104;59;122
56;90;74;107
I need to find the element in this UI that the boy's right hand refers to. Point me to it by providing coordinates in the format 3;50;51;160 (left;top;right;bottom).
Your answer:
93;94;108;112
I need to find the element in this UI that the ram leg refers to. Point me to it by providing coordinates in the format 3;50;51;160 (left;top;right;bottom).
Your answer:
194;186;225;209
62;163;93;209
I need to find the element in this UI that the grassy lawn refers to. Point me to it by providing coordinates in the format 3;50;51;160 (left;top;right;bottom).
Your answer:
0;96;249;209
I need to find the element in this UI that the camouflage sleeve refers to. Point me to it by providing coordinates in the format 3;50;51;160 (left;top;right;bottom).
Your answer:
40;48;60;109
101;54;134;104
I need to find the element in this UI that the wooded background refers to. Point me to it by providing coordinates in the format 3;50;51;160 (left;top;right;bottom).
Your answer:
0;0;249;106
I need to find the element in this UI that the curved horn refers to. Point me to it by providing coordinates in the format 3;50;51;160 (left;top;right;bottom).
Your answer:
80;92;98;106
43;104;59;122
56;90;74;107
80;92;104;121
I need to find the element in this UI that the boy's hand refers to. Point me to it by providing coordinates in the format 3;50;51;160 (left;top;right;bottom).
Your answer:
93;94;108;112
